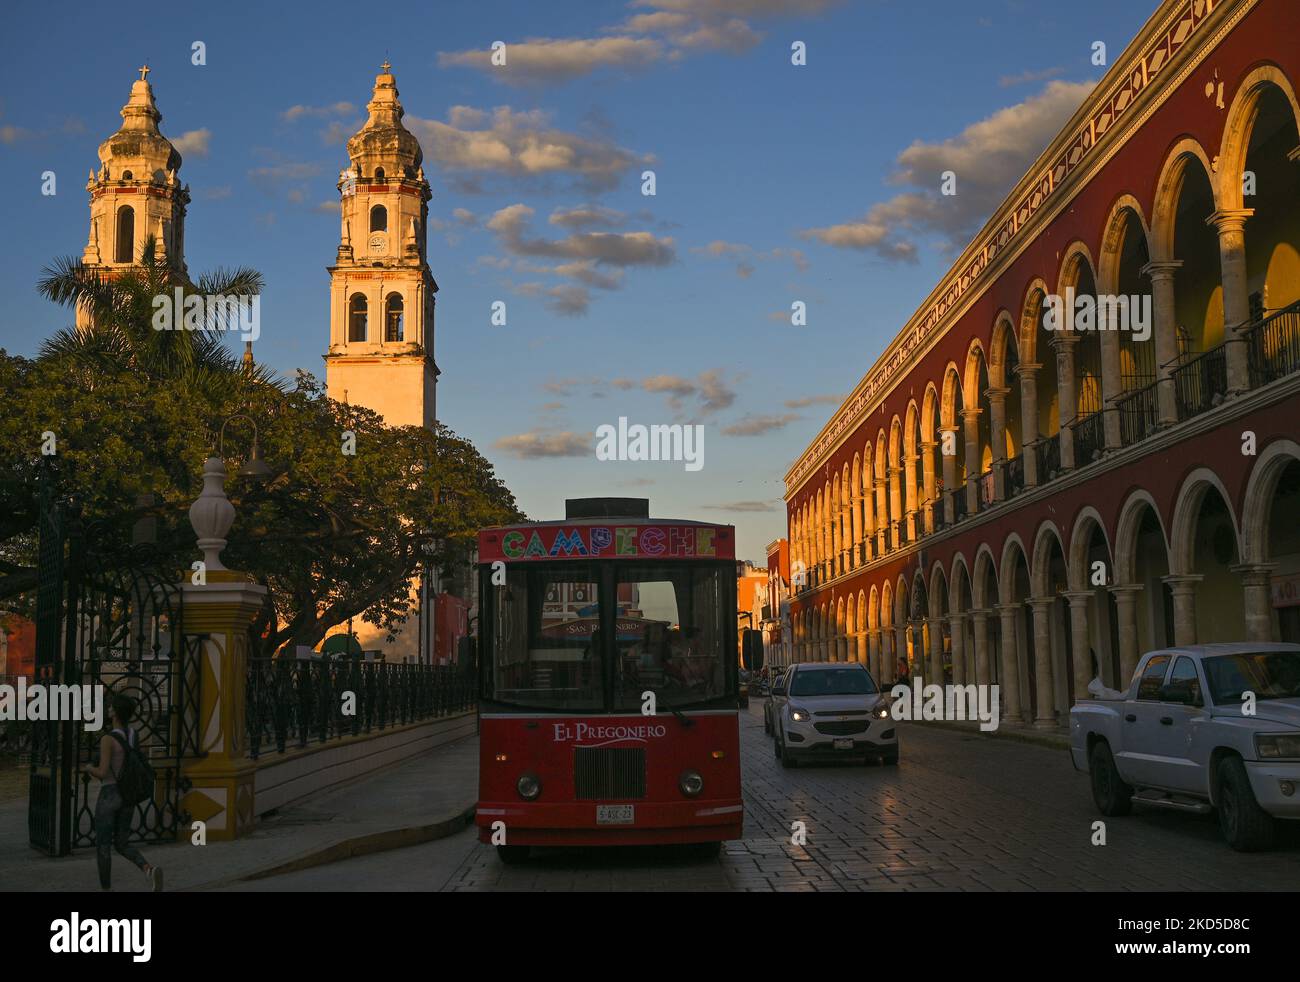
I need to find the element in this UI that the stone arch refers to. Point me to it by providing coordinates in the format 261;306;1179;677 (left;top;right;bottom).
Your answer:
989;310;1019;389
869;584;880;630
1217;64;1300;212
1168;467;1241;575
1055;240;1099;303
929;560;949;621
1018;277;1052;362
1241;438;1300;565
1149;137;1220;264
948;553;971;614
998;533;1030;606
1030;520;1068;598
971;544;998;609
940;363;963;429
1068;506;1114;592
1096;194;1153;296
1113;489;1169;585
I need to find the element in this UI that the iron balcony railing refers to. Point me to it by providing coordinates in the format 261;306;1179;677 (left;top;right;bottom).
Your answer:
977;468;995;511
1173;344;1228;421
1116;381;1159;447
952;489;968;522
246;657;475;760
1035;432;1062;483
1071;411;1105;467
1246;299;1300;388
1006;455;1026;496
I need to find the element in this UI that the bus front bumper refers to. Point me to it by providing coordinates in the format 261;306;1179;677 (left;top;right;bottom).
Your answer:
475;799;743;846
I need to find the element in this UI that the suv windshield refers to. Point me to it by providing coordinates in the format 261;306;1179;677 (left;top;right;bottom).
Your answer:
788;667;877;697
483;560;733;712
1203;650;1300;704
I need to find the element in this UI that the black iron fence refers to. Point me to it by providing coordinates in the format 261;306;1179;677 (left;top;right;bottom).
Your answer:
1071;411;1105;467
1006;455;1026;496
1246;300;1300;388
246;658;475;760
1035;432;1062;483
977;468;995;511
1173;344;1228;421
1116;382;1160;447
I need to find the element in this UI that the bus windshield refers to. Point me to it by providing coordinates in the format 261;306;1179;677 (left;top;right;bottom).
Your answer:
484;560;731;712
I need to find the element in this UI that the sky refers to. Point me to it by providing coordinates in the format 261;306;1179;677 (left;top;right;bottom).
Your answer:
0;0;1155;564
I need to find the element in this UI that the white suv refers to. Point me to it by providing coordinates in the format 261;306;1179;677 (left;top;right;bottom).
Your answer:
773;662;897;767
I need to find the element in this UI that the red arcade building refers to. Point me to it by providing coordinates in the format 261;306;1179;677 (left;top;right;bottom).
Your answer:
784;0;1300;729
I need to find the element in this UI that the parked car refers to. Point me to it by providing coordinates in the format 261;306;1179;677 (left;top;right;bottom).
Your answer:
770;662;896;767
763;666;789;735
1070;643;1300;851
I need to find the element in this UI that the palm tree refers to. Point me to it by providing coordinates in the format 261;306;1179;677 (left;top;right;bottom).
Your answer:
37;236;280;395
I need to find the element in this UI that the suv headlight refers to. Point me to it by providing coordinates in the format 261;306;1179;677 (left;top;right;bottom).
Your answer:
789;706;812;722
873;703;891;720
1255;734;1300;760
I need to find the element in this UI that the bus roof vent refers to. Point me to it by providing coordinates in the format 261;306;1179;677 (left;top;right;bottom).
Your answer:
565;497;650;520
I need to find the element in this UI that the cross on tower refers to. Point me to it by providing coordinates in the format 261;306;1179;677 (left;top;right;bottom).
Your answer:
381;59;392;73
138;64;151;80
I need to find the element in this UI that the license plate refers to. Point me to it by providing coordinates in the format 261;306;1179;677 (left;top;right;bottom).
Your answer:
597;805;634;825
833;738;854;751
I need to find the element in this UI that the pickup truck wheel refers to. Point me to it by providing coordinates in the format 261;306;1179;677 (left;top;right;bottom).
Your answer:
1089;742;1132;816
1217;756;1276;852
773;730;782;758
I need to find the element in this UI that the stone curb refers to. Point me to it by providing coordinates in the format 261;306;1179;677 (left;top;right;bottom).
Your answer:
190;802;478;889
911;718;1071;751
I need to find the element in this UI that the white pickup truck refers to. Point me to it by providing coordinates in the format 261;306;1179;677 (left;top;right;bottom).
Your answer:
1070;642;1300;851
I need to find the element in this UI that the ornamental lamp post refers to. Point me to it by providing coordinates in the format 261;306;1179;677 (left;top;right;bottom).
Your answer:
189;414;271;572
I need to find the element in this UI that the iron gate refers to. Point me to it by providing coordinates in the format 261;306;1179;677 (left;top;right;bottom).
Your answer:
27;483;203;856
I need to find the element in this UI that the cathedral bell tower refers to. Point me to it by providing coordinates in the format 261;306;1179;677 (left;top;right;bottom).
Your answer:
324;62;439;430
79;66;189;328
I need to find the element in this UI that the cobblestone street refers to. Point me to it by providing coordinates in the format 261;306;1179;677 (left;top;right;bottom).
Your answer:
239;705;1300;892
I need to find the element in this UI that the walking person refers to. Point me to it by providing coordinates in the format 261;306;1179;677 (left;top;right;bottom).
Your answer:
83;694;163;892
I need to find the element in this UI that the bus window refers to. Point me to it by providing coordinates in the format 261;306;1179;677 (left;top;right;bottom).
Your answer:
489;564;603;711
612;564;726;711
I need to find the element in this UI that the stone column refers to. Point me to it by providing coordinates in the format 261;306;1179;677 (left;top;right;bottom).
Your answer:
1099;323;1122;450
995;603;1023;723
939;425;959;524
920;440;937;533
1207;209;1255;393
961;407;981;515
1028;597;1057;728
903;453;919;542
1052;333;1079;470
1162;574;1204;645
987;387;1009;500
1231;562;1278;643
875;481;888;555
895;623;909;678
1063;590;1094;702
1109;584;1142;688
850;489;861;571
855;631;867;664
970;608;992;688
1141;259;1182;425
888;465;902;549
927;615;944;684
1018;363;1041;486
868;628;881;680
948;612;967;688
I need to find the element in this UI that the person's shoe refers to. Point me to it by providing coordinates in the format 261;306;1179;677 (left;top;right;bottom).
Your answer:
148;866;163;892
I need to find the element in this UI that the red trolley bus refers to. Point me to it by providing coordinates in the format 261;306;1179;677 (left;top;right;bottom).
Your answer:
475;498;743;863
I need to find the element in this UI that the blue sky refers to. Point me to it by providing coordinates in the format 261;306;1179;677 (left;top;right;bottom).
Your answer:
0;0;1153;563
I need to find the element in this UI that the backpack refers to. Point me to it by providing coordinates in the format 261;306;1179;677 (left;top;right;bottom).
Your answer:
109;729;155;806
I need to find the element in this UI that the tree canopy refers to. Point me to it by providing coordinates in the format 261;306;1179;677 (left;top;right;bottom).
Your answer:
1;247;521;656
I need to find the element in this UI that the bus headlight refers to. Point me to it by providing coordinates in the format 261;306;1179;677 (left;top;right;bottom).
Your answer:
679;769;704;797
517;772;542;800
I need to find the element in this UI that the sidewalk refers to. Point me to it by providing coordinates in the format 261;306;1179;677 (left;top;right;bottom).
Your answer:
0;734;479;892
912;717;1071;750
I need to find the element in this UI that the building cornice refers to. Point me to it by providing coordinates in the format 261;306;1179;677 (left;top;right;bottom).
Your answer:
784;0;1248;499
